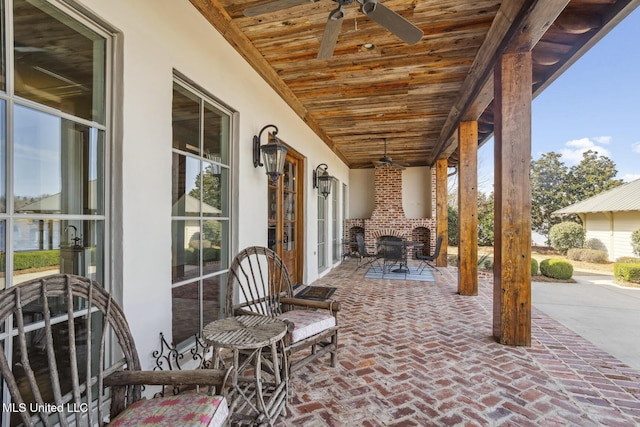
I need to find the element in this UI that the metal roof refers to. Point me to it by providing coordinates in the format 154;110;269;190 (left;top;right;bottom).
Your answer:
554;179;640;215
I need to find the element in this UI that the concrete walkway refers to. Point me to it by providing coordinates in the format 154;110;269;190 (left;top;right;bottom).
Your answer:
532;273;640;371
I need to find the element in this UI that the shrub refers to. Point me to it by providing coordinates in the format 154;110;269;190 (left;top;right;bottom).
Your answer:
613;262;640;284
540;258;574;280
13;250;61;271
531;258;538;276
549;222;584;255
616;256;640;264
567;248;608;263
632;229;640;256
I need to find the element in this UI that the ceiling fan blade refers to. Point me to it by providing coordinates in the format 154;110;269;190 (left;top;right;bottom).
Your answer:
244;0;318;17
360;1;423;45
317;8;344;60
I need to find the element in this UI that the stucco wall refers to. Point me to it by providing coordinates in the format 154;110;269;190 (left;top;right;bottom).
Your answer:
78;0;349;367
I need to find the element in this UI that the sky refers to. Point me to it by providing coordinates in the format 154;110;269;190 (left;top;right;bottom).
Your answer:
478;6;640;192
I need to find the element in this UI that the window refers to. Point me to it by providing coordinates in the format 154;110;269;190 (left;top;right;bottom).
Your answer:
171;79;232;345
317;193;326;269
332;180;339;263
0;0;112;420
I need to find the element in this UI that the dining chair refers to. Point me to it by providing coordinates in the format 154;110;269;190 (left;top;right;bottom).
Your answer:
416;236;443;274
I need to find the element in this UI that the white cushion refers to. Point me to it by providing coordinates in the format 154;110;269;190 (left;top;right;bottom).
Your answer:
277;310;336;343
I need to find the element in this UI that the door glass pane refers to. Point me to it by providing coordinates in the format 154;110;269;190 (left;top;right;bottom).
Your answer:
172;219;200;283
172;84;200;155
203;102;229;164
202;274;223;328
14;106;104;215
13;0;106;123
172;153;200;217
201;162;228;217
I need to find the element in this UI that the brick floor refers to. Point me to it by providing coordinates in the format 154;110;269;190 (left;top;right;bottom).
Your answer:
277;262;640;426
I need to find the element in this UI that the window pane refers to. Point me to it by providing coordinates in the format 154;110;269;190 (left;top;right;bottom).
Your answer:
172;219;200;283
202;219;229;275
172;153;200;217
0;1;5;92
0;220;5;290
0;100;5;212
203;102;229;164
13;219;104;285
13;106;104;215
10;311;103;425
202;274;223;329
172;281;199;345
13;0;106;123
201;162;228;217
172;84;200;155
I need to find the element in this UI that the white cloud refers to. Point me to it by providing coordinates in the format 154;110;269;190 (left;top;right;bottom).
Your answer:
632;141;640;154
622;173;640;182
560;136;612;164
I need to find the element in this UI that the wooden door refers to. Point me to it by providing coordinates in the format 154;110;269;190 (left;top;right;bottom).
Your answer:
267;152;304;284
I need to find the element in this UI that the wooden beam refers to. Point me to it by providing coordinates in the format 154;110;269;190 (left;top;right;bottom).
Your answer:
435;158;448;267
429;0;569;165
493;51;532;346
457;121;478;296
188;0;350;165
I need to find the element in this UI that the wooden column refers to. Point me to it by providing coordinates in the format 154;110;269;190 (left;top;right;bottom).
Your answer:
493;51;532;346
435;158;448;267
457;121;478;296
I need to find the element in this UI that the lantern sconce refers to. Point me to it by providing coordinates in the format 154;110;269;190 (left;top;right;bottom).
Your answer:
253;124;288;184
313;163;334;199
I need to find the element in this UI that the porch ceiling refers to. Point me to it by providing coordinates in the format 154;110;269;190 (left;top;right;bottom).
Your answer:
189;0;638;169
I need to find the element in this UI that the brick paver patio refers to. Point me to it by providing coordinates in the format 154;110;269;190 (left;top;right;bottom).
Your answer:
279;262;640;426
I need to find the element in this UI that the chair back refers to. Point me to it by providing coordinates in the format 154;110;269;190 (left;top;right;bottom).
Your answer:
0;274;142;427
378;237;404;261
225;246;294;318
355;234;367;256
432;236;443;258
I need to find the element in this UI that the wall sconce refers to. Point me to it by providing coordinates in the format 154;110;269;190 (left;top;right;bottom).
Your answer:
253;124;288;184
313;163;334;199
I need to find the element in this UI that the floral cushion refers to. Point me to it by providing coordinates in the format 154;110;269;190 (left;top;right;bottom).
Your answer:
277;310;336;343
109;393;228;427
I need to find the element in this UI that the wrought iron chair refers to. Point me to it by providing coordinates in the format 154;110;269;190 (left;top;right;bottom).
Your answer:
355;233;382;270
0;274;233;427
377;237;408;278
416;235;444;274
225;246;341;373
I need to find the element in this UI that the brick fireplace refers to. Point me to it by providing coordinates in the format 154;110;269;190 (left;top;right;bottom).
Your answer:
345;165;437;257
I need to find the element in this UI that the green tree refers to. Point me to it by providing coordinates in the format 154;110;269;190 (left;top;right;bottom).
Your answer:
447;204;458;247
477;192;494;246
566;150;623;202
530;152;569;242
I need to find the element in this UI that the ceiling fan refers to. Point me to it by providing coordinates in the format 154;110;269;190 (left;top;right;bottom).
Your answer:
374;138;408;169
244;0;424;60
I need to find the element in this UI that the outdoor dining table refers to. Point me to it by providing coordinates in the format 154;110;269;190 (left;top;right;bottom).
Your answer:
376;239;423;274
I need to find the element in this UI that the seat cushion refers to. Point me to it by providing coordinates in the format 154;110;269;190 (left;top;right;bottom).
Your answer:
109;393;228;427
277;310;336;343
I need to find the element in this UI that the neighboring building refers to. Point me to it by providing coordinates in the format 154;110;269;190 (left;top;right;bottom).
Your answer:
555;179;640;261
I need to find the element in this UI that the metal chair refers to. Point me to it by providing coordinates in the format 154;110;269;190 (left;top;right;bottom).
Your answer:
377;238;407;278
416;236;444;274
355;233;382;270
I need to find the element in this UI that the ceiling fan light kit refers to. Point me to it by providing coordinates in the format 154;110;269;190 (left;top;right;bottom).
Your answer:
244;0;423;60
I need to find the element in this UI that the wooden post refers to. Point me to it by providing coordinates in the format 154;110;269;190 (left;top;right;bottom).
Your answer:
458;121;478;296
493;51;532;346
435;158;449;267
